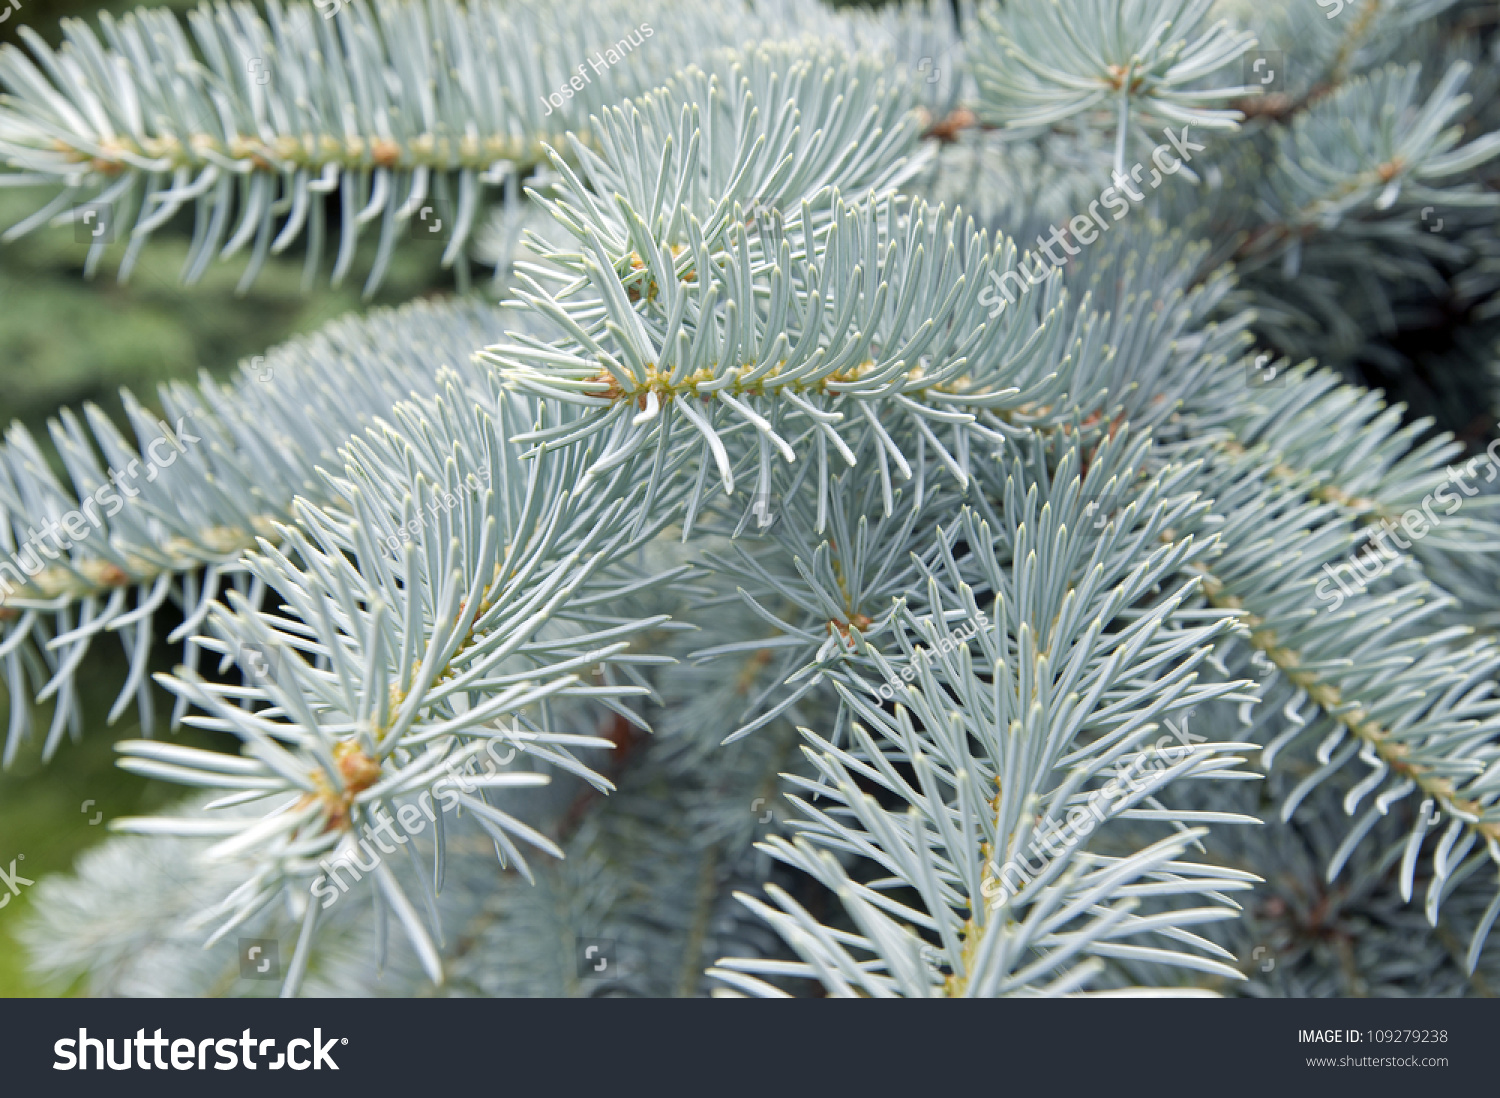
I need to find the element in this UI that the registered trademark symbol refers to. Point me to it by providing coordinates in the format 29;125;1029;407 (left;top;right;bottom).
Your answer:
341;1038;348;1044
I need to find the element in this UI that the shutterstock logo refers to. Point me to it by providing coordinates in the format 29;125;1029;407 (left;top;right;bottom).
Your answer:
54;1028;345;1071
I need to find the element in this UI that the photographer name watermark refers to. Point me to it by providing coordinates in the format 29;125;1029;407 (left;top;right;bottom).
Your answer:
374;468;492;559
874;608;988;700
538;24;653;117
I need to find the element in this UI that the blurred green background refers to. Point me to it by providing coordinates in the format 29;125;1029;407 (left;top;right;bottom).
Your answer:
0;0;459;994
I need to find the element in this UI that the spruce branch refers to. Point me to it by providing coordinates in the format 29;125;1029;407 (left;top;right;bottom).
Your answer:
1164;426;1500;968
0;0;808;290
110;375;700;992
713;428;1266;995
1233;61;1500;277
970;0;1254;177
0;297;523;752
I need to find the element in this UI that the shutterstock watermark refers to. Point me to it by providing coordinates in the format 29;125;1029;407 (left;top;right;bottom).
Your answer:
977;125;1206;319
1315;438;1500;612
239;938;280;981
980;715;1205;911
0;853;33;909
576;937;616;977
310;723;527;909
0;417;202;604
